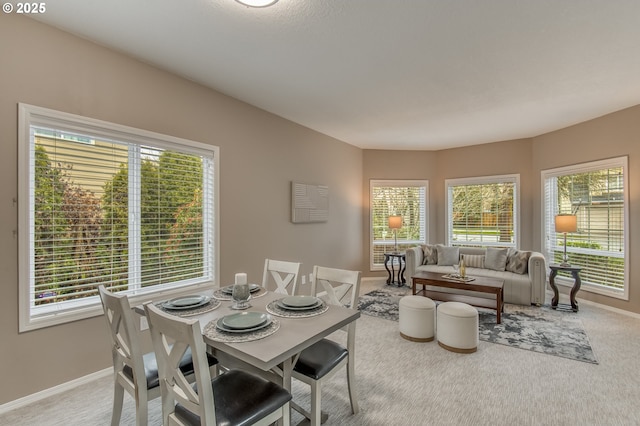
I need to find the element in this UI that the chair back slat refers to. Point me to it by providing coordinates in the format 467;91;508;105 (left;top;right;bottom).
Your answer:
98;286;146;388
262;259;301;295
312;266;361;310
145;303;217;425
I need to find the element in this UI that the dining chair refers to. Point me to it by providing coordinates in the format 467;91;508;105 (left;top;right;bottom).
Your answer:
262;258;301;295
144;303;292;426
98;286;217;426
291;265;361;426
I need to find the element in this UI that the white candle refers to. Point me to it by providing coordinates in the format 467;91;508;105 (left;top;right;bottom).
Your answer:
234;272;248;285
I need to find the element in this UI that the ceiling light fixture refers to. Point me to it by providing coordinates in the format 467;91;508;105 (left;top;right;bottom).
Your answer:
235;0;278;7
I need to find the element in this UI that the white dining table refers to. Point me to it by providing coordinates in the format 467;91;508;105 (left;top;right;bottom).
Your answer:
137;288;360;422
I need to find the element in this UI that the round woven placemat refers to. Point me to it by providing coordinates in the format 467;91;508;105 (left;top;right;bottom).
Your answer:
212;286;268;301
203;317;280;343
157;298;221;317
266;298;328;318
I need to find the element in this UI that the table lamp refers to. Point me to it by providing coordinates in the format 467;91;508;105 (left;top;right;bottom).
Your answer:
555;214;577;266
388;215;403;254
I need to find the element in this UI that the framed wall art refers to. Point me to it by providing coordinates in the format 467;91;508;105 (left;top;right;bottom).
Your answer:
291;182;329;223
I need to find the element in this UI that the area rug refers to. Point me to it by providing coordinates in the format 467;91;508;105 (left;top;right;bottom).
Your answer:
358;287;598;364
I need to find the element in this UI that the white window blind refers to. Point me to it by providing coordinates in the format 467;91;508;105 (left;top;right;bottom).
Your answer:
542;157;628;299
19;104;218;331
370;180;428;269
446;175;519;248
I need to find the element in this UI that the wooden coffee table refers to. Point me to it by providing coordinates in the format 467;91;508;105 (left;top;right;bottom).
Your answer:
411;271;505;324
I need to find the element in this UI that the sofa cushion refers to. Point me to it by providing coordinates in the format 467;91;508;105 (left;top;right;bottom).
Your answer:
462;254;485;269
506;248;531;274
484;248;508;271
421;244;438;265
436;245;459;266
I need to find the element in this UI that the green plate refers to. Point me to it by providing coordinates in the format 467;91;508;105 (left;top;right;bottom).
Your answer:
162;295;210;310
276;299;322;311
281;296;320;308
170;295;206;307
221;312;269;330
221;284;261;295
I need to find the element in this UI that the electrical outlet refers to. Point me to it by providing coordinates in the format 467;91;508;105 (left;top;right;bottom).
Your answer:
301;275;306;285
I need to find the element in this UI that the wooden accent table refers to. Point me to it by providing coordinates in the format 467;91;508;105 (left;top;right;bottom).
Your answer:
411;271;505;324
549;264;582;312
384;252;406;287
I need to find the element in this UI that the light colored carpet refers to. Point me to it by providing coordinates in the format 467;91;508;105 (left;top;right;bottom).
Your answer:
2;281;640;425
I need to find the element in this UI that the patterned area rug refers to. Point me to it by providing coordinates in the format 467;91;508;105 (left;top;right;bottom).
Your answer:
358;287;598;364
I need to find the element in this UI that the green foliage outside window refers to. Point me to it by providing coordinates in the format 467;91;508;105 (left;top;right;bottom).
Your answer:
34;144;204;304
450;181;515;246
371;184;426;265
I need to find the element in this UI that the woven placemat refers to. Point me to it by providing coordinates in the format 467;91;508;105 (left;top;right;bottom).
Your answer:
203;317;280;343
212;286;268;301
266;298;329;318
157;299;221;317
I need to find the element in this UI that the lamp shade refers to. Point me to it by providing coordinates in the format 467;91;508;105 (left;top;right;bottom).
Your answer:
555;214;577;233
388;215;403;230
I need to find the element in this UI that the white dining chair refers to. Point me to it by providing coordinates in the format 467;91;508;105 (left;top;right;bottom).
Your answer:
98;286;217;426
291;266;361;426
144;303;292;426
262;259;301;295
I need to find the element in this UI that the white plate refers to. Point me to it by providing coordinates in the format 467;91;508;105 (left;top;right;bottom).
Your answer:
162;295;210;310
221;284;262;295
216;314;272;333
276;299;322;311
221;312;268;330
281;296;320;308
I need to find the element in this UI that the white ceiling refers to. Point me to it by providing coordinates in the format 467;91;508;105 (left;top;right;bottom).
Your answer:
33;0;640;150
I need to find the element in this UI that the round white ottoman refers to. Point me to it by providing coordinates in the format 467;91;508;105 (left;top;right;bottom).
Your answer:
399;295;436;342
436;302;478;353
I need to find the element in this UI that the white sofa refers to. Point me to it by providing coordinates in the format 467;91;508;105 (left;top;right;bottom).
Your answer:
405;245;546;306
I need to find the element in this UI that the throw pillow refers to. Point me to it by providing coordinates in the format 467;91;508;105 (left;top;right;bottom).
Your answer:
421;244;438;265
506;248;531;274
462;254;485;269
436;245;460;266
484;247;508;271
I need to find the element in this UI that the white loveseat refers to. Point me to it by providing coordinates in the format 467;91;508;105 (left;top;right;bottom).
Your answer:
405;245;546;306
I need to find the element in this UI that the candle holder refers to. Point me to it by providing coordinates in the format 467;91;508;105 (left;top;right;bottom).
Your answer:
231;283;251;310
231;272;251;309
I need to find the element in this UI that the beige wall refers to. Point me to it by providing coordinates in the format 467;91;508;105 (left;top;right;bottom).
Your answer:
0;16;362;404
531;105;640;312
361;140;533;277
361;150;439;275
363;112;639;313
433;139;534;247
2;13;639;406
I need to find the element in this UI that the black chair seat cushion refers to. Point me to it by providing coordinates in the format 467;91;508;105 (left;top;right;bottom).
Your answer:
174;369;292;426
293;338;348;380
123;347;217;390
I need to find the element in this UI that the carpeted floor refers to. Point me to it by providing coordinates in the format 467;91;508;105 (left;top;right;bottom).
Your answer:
3;280;640;425
358;286;598;364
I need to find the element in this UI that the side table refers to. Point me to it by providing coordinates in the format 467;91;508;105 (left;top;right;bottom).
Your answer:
549;264;582;312
384;252;406;287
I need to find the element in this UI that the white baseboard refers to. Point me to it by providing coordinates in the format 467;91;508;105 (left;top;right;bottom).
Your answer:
361;276;386;284
579;298;640;319
545;289;640;319
0;368;112;415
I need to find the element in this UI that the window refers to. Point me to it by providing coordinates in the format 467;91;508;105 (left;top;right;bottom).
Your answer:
370;180;428;269
446;175;519;248
18;104;219;331
542;157;628;299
